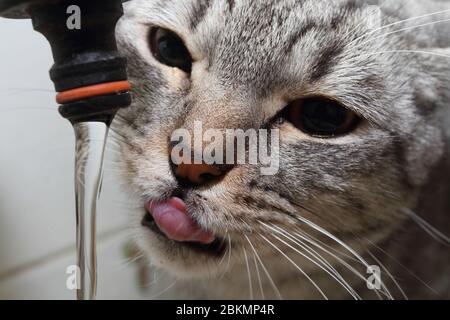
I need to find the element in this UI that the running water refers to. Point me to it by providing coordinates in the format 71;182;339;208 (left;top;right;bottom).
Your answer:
73;122;109;300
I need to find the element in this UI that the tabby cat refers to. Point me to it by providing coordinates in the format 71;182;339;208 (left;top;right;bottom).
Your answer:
110;0;450;299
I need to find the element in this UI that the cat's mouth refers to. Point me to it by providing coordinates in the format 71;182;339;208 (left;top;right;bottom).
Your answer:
141;197;226;256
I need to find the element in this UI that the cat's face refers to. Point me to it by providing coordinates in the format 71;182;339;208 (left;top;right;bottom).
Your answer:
113;0;445;280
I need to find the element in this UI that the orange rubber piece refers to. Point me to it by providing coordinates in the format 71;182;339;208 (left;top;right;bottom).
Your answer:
56;81;131;104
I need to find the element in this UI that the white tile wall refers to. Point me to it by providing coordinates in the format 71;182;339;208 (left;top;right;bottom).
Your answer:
0;230;149;300
0;18;145;299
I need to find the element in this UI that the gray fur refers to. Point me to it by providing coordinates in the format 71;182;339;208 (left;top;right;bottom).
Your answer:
111;0;450;299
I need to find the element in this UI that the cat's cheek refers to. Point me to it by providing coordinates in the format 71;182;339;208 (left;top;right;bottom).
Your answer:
161;67;191;90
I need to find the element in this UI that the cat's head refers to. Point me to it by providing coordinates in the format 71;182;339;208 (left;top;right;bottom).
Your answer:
113;0;449;282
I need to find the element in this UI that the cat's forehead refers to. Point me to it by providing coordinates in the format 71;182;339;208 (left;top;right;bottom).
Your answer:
127;0;369;84
127;0;366;50
195;1;366;86
128;0;363;24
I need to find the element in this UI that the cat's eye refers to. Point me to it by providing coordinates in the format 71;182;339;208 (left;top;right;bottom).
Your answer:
285;97;360;137
149;27;193;73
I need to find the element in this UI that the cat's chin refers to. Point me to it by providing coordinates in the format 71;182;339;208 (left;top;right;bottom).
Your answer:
136;213;229;279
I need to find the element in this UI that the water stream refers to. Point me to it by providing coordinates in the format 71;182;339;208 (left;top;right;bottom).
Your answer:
73;122;109;300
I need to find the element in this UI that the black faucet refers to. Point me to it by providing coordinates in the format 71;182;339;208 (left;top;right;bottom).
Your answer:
0;0;132;125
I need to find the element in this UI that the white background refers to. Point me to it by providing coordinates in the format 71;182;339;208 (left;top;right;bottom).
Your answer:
0;17;150;299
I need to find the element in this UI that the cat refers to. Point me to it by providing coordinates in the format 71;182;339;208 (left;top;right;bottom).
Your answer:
110;0;450;299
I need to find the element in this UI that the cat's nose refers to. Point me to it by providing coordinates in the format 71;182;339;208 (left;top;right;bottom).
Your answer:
169;146;231;186
174;162;224;185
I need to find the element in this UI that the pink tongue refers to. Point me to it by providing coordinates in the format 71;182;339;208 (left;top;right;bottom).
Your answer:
146;197;215;244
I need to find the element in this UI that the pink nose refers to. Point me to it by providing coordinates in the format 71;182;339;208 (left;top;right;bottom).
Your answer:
146;197;214;244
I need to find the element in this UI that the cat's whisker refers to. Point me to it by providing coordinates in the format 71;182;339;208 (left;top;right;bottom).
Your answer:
105;146;123;154
243;246;254;300
263;222;361;299
296;214;370;266
353;17;450;51
295;212;373;268
296;229;360;263
118;252;145;269
107;134;137;151
226;234;232;272
237;217;254;235
349;7;450;47
400;207;450;246
342;0;399;42
295;230;385;300
364;237;440;295
108;129;132;144
106;136;124;144
104;145;124;153
252;252;265;300
264;223;361;299
137;272;158;289
141;269;162;289
218;233;233;280
288;207;394;299
113;113;147;135
217;231;229;268
358;49;450;60
293;230;378;290
365;249;408;300
271;224;346;273
148;280;178;299
245;235;283;300
258;233;328;300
